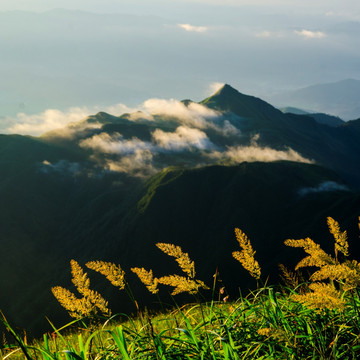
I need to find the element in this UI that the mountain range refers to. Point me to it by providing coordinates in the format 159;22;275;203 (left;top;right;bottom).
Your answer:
1;84;360;336
269;79;360;120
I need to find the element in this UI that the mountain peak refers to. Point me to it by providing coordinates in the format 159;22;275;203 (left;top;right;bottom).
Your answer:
201;83;285;123
213;83;239;96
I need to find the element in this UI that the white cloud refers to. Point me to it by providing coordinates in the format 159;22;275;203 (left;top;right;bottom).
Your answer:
142;98;220;129
178;23;208;33
206;82;225;96
3;96;237;138
79;132;154;154
211;144;314;164
298;181;349;196
294;29;326;39
255;30;284;38
6;107;91;136
152;126;214;151
104;149;156;178
4;103;136;136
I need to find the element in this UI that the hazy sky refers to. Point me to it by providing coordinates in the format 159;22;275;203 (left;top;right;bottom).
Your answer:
0;0;359;15
0;0;359;134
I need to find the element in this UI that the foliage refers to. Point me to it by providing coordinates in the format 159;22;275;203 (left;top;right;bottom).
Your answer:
285;217;360;310
2;217;360;359
232;228;261;280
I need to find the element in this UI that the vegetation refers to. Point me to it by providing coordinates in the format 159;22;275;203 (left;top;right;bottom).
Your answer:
2;217;360;359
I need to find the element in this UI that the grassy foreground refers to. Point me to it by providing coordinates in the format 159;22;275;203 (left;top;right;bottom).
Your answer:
1;217;360;359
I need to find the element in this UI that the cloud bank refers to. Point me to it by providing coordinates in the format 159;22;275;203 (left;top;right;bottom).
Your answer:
211;144;314;164
4;103;136;136
153;126;214;151
80;132;154;155
142;98;220;129
104;150;156;178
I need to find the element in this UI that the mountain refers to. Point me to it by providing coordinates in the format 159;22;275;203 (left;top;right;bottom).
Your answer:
280;107;345;127
121;162;359;295
268;79;360;120
1;84;360;337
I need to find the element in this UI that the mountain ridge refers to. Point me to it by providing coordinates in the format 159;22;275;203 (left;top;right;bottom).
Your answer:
1;84;360;336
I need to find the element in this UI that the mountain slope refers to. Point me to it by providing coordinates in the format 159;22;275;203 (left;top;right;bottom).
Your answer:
120;162;360;297
1;84;360;336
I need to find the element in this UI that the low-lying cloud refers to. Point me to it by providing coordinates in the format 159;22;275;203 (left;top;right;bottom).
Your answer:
298;181;349;196
3;94;234;137
39;160;81;176
80;132;154;155
142;98;220;129
104;150;156;178
153;126;214;151
7;108;91;136
3;103;136;136
211;144;314;164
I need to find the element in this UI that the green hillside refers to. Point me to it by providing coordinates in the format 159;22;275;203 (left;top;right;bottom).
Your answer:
1;84;360;336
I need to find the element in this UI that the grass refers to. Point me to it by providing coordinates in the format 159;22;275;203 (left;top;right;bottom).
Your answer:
2;286;360;359
2;217;360;359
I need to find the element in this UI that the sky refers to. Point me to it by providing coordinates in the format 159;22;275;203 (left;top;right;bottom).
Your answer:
0;0;359;134
0;0;359;12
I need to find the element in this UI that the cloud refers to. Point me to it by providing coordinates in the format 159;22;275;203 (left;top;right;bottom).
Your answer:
178;23;208;33
42;121;103;139
255;30;272;38
79;132;154;154
255;30;284;38
298;181;349;196
207;82;225;95
221;120;241;136
3;103;136;136
210;144;314;164
294;29;326;39
3;97;234;137
142;98;220;129
6;108;92;136
39;160;81;176
104;150;156;178
152;126;214;151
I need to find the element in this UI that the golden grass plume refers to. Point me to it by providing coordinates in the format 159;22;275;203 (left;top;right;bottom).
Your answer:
86;261;125;290
155;243;209;295
156;243;195;278
232;228;261;280
52;260;111;318
131;267;159;294
157;275;208;296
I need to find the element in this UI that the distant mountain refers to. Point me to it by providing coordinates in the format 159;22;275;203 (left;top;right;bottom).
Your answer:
280;107;310;115
1;84;360;337
268;79;360;120
280;107;344;127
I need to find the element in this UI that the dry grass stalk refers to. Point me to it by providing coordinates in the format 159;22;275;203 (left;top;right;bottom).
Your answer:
52;260;111;318
86;261;125;290
156;243;195;278
232;228;261;280
131;267;159;294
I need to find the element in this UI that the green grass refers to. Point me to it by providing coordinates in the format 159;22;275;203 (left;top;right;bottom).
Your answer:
2;217;360;359
2;284;360;360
